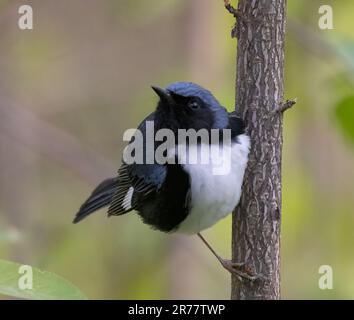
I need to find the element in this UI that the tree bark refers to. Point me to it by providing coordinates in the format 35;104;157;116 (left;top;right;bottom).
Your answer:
230;0;287;300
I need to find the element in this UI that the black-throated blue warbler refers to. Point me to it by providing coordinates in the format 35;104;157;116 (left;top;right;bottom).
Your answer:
74;82;254;279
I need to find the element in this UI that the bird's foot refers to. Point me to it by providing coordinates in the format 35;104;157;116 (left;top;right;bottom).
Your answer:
219;259;264;281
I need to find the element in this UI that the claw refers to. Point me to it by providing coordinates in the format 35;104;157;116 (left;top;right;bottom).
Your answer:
196;233;266;281
219;259;264;281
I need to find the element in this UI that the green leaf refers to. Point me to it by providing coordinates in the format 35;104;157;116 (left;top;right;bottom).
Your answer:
335;95;354;144
0;260;87;300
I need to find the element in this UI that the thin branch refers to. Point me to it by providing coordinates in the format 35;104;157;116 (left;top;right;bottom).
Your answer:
278;98;297;113
223;0;240;18
223;0;240;38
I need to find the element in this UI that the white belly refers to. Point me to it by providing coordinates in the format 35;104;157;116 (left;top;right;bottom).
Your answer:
176;134;250;234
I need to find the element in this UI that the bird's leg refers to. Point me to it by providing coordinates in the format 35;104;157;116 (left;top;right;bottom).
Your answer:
197;233;261;281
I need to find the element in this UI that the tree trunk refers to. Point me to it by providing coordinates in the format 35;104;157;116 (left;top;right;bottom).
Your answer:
231;0;287;300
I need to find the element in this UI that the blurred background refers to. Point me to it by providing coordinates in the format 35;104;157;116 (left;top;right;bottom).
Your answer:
0;0;354;299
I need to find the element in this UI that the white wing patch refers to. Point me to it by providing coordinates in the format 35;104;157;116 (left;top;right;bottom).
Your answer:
122;186;134;210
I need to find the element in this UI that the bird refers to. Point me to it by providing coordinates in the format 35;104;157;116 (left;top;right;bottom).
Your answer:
73;82;254;279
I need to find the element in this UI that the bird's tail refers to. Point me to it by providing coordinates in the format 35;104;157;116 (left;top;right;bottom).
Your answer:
73;177;119;224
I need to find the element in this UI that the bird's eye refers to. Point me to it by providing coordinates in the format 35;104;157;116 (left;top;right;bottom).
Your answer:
188;100;200;110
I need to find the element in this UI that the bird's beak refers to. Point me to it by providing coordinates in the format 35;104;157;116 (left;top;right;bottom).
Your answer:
151;86;171;103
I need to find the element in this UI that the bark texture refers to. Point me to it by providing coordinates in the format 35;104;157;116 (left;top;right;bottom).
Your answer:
231;0;287;300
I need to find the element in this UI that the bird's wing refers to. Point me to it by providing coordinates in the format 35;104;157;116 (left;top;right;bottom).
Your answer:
107;162;166;216
108;111;167;216
73;177;119;223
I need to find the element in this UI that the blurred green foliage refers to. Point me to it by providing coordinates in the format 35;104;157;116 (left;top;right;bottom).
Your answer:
335;96;354;145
